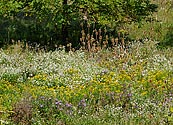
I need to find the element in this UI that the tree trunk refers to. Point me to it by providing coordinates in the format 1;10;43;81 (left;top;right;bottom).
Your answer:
62;0;69;49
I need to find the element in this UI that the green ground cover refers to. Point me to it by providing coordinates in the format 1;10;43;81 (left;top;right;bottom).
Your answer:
0;0;173;124
0;40;173;124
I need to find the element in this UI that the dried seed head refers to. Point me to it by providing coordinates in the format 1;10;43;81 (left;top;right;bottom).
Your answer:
82;42;85;46
91;37;95;43
80;23;83;28
103;44;107;48
96;31;98;36
12;39;15;44
103;40;108;45
99;28;102;34
81;30;85;37
111;38;115;46
96;46;101;51
115;38;118;45
118;32;121;38
67;43;70;47
81;37;85;42
106;35;108;40
80;38;83;42
94;29;97;32
92;43;96;52
121;38;125;45
87;41;91;52
87;34;90;39
87;23;90;28
104;28;107;33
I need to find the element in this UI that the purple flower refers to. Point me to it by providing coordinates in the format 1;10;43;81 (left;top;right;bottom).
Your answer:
134;104;138;109
55;100;64;111
59;108;63;111
65;103;73;115
55;101;63;106
78;99;87;108
65;103;72;108
127;93;132;98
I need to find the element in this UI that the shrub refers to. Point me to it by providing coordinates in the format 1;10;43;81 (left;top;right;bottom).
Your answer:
160;24;173;47
10;97;33;125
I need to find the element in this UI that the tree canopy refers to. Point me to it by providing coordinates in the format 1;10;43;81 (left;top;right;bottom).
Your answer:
0;0;158;49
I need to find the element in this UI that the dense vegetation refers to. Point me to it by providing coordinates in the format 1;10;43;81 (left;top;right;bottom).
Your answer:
0;40;173;124
0;0;158;49
0;0;173;125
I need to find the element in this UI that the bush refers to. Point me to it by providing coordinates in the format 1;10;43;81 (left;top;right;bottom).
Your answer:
0;0;158;50
161;24;173;47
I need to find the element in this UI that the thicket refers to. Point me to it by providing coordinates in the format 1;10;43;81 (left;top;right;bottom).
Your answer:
0;0;158;50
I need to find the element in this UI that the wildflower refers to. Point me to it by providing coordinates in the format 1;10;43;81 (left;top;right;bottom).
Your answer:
101;69;109;75
55;100;63;106
55;100;64;111
65;103;73;115
127;93;132;98
78;99;87;108
65;103;72;107
170;107;173;113
40;96;45;100
48;97;52;101
40;104;44;108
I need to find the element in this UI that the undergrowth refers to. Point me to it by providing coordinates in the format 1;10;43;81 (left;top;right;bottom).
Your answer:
0;40;173;125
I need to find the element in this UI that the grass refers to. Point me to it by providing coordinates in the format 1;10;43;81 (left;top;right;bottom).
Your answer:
0;40;173;125
0;1;173;124
127;0;173;42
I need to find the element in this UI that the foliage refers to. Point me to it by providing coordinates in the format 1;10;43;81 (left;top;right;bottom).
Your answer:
127;0;173;47
0;40;173;124
0;0;157;49
159;24;173;47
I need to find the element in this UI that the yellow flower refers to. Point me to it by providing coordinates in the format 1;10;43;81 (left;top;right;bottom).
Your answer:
170;107;173;113
141;91;147;95
115;90;120;93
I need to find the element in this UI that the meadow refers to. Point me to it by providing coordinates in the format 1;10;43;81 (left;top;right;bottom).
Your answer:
0;40;173;125
0;0;173;124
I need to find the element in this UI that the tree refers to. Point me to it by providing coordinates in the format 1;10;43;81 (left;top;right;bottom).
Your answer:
62;0;68;46
0;0;158;49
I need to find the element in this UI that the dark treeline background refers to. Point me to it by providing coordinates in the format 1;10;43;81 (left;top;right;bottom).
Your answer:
0;0;158;50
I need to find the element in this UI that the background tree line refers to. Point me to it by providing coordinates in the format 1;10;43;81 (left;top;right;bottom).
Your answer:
0;0;158;50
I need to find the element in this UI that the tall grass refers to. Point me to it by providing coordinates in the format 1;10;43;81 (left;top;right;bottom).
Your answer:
0;1;173;124
0;40;173;124
127;0;173;42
